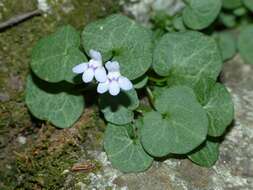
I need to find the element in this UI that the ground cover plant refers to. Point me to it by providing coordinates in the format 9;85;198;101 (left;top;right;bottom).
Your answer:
25;0;253;173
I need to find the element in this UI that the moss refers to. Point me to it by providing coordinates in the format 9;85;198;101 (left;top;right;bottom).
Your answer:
0;108;106;189
0;0;37;21
15;144;81;189
48;0;121;29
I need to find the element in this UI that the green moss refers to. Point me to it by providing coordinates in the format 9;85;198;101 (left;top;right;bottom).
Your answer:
48;0;121;29
0;0;37;21
0;109;105;189
15;144;81;189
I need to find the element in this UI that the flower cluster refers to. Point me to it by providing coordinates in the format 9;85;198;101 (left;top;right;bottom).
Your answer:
72;50;133;96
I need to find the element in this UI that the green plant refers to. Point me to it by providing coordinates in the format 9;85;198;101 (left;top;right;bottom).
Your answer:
26;0;244;172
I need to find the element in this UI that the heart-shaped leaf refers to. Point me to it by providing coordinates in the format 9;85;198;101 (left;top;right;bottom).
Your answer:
25;74;84;128
104;123;153;173
141;86;208;157
82;14;153;80
153;31;222;88
183;0;222;30
31;25;86;83
203;83;234;137
238;25;253;64
188;140;219;167
99;89;139;125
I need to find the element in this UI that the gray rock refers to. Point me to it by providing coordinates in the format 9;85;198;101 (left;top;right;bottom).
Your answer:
124;0;185;26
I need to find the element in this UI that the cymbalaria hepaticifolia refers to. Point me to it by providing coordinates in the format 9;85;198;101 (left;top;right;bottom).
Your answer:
26;12;235;173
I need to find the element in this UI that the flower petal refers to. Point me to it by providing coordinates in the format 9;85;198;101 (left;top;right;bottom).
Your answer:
119;76;133;91
82;68;94;83
97;81;109;94
95;67;107;83
72;63;88;74
109;81;120;96
89;49;102;61
105;61;120;72
107;71;121;80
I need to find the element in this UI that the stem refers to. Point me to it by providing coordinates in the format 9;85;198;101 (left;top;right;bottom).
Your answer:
0;9;41;31
134;109;144;116
146;87;156;110
148;76;168;83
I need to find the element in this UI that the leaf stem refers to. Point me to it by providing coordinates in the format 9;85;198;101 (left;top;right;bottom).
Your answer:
148;76;168;83
146;87;156;110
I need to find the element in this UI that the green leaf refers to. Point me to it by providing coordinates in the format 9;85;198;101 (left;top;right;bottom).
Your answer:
238;25;253;64
183;0;222;30
203;83;234;137
152;86;167;100
188;140;219;167
99;89;139;125
222;0;242;9
133;75;148;89
216;32;237;61
151;10;173;31
31;25;86;83
172;16;186;31
243;0;253;12
25;74;84;128
219;13;237;28
82;14;153;80
140;86;208;157
104;123;153;173
233;7;247;16
193;78;216;106
153;31;222;88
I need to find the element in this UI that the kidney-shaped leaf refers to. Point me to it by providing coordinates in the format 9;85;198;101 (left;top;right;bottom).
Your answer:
153;31;222;88
188;140;219;167
238;25;253;65
99;89;139;125
82;14;153;80
141;86;208;157
25;75;84;128
183;0;222;30
104;123;153;173
203;83;234;137
31;25;86;83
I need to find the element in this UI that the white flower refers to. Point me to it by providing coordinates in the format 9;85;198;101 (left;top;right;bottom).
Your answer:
97;61;133;96
72;49;107;83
